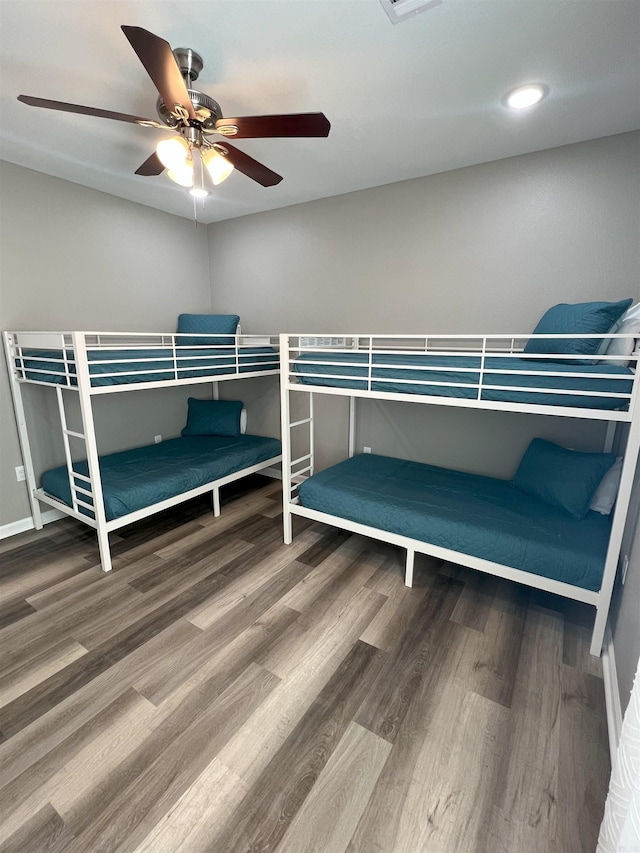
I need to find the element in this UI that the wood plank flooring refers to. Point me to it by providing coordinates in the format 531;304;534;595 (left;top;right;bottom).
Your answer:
0;476;610;853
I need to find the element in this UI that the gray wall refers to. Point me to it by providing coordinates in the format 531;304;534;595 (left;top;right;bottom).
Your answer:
208;132;639;474
208;133;638;332
0;160;212;527
207;131;640;711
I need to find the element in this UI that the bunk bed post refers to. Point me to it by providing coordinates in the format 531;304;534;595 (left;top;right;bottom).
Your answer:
73;333;112;572
309;392;315;475
348;333;358;458
213;487;221;517
348;396;356;457
603;420;617;453
280;334;293;544
3;331;43;530
405;548;415;587
590;388;640;656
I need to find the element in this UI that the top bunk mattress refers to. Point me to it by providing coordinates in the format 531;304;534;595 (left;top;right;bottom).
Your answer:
292;351;634;411
297;453;612;591
18;345;279;388
41;434;282;521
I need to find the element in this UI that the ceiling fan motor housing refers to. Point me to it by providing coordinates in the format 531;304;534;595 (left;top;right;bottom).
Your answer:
156;90;222;130
156;47;222;130
173;47;202;82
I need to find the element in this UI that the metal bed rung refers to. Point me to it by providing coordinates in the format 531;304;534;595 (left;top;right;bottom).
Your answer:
290;417;313;427
74;498;95;513
64;428;86;440
291;453;312;467
15;366;77;377
292;464;312;479
290;474;310;491
72;485;93;499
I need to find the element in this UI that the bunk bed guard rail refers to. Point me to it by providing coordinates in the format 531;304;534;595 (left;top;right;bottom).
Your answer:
6;330;280;392
280;332;639;420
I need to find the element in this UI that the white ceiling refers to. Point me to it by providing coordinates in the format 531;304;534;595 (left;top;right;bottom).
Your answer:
0;0;638;224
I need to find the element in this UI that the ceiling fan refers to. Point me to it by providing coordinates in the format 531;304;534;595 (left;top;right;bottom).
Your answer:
17;25;331;196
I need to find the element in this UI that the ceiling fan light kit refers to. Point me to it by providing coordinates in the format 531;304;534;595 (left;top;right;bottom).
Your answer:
157;136;190;171
203;148;235;185
17;24;331;203
155;132;233;191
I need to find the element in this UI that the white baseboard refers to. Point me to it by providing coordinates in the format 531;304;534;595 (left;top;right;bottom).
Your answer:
0;508;66;541
602;624;623;765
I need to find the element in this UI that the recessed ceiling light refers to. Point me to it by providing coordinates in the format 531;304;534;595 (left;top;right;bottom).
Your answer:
505;84;547;110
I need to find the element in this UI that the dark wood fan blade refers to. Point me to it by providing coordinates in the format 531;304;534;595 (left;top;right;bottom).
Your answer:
215;143;283;187
17;95;163;127
214;112;330;139
121;26;195;120
135;152;165;176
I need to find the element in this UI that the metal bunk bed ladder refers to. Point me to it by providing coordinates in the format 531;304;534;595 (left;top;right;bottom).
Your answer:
280;380;314;544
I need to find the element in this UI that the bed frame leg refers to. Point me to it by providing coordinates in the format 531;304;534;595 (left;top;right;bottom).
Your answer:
405;549;415;588
590;599;609;656
283;507;292;545
32;501;44;531
213;488;221;518
97;527;112;573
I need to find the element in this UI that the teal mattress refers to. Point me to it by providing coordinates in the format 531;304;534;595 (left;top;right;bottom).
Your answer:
41;435;281;521
293;352;633;411
297;453;612;591
19;346;278;387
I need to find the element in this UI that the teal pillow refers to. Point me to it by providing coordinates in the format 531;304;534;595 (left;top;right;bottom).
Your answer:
177;314;240;347
181;398;244;437
523;299;632;363
511;438;615;519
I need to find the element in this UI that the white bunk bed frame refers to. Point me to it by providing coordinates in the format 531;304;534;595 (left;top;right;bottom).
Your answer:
4;329;281;573
279;332;640;656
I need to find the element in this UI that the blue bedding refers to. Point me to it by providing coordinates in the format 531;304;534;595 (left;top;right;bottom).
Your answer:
41;434;281;521
18;346;279;387
292;352;633;410
297;453;611;591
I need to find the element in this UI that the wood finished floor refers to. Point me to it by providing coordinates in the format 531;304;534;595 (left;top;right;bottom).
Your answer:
0;476;610;853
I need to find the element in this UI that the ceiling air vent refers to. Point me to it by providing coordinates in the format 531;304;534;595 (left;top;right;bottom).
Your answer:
380;0;442;24
300;336;347;348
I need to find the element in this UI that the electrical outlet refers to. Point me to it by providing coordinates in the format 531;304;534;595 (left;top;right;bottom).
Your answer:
622;554;630;585
15;465;25;482
363;446;372;454
154;435;162;444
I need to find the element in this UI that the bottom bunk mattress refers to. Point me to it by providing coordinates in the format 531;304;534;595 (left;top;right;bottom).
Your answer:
41;434;281;521
297;453;612;591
